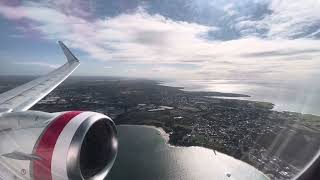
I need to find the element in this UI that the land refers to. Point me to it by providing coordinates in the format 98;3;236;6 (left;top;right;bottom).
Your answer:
1;76;320;180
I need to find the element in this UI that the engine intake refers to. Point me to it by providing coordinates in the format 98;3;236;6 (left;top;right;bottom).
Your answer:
31;111;118;180
68;114;118;180
0;111;117;180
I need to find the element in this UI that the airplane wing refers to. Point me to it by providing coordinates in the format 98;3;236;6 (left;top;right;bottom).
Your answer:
0;41;80;113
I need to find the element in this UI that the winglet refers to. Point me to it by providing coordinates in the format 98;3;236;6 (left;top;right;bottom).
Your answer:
58;41;80;63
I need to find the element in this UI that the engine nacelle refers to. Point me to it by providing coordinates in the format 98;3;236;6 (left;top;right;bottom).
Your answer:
0;111;118;180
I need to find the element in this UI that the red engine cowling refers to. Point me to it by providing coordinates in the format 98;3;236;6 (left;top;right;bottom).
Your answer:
0;111;118;180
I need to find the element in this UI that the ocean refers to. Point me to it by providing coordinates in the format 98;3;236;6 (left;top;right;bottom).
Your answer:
161;79;320;116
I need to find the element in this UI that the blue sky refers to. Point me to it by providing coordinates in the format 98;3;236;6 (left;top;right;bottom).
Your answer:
0;0;320;83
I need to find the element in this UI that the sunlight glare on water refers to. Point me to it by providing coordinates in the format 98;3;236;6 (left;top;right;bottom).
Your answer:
162;79;320;115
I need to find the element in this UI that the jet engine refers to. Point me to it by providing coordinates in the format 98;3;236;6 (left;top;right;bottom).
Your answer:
0;111;118;180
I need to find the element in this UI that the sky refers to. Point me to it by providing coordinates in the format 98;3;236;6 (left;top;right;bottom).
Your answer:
0;0;320;83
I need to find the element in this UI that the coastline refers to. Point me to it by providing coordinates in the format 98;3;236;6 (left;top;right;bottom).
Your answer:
159;80;320;116
115;93;320;180
18;76;319;180
117;124;271;179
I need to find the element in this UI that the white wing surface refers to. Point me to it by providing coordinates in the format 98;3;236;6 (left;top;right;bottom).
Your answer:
0;41;80;113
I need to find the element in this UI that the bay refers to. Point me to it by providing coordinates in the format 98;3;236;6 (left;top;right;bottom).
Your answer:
107;125;268;180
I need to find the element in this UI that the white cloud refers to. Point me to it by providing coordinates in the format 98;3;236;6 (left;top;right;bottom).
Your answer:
267;0;320;38
0;1;320;82
236;0;320;38
13;62;60;69
223;3;238;17
0;2;218;64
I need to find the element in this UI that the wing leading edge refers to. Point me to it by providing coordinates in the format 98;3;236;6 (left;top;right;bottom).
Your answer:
0;41;80;113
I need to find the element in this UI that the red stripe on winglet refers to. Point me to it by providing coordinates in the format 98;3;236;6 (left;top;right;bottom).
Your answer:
33;111;82;180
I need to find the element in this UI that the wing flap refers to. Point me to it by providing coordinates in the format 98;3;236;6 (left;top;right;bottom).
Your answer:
0;42;80;112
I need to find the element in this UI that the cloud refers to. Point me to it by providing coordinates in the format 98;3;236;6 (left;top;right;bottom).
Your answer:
0;1;218;63
222;3;238;17
236;0;320;39
241;49;320;58
0;1;320;82
13;62;60;69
